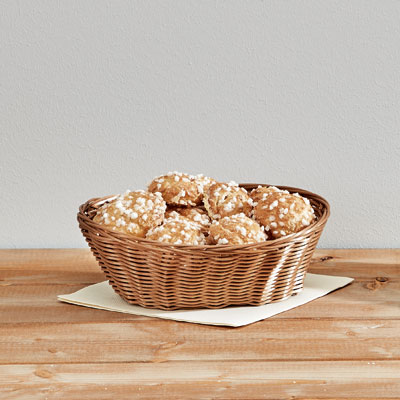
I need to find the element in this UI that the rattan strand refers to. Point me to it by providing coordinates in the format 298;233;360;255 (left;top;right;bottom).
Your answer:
78;184;330;310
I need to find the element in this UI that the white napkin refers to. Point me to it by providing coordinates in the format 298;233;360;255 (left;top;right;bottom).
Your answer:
58;273;353;327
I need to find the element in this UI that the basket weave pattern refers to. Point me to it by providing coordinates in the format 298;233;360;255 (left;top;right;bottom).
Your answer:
78;184;330;310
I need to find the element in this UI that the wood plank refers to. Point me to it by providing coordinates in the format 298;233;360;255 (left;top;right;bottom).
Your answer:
0;302;144;324
0;249;102;285
0;319;399;364
1;250;399;287
1;361;400;399
1;278;399;323
0;249;399;399
313;249;400;265
2;263;399;286
0;270;102;285
2;263;398;285
0;249;97;270
309;249;400;278
1;249;398;270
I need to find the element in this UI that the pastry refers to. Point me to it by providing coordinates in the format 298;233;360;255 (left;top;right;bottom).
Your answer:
165;206;211;233
92;172;317;245
93;190;166;237
253;190;315;239
146;216;206;245
148;172;203;206
249;185;282;204
203;181;253;219
208;213;266;245
194;174;217;199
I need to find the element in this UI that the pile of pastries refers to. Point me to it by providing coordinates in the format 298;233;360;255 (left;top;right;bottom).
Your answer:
93;172;315;246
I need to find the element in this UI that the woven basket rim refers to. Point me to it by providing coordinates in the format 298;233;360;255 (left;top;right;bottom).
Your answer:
77;183;330;252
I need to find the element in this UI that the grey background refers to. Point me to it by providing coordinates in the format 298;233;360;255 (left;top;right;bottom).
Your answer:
1;0;399;249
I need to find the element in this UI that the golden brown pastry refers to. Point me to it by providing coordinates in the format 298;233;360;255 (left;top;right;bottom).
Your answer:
253;190;315;239
165;206;211;233
208;213;266;245
148;172;202;206
93;190;166;237
194;174;217;200
249;185;282;204
146;217;206;245
203;181;253;219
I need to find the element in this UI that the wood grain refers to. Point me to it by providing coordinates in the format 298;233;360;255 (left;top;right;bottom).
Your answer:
310;249;400;278
0;249;399;399
0;249;101;285
1;361;400;399
0;319;399;364
0;249;97;270
1;249;400;284
1;279;399;323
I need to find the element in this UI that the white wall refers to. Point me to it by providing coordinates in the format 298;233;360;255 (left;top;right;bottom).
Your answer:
1;0;399;248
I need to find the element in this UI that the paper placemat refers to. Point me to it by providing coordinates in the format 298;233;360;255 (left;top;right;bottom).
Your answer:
58;273;353;327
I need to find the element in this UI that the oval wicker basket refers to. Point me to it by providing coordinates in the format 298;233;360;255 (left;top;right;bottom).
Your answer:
78;184;330;310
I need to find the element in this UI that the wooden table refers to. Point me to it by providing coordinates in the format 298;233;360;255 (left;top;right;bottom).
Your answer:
1;249;399;399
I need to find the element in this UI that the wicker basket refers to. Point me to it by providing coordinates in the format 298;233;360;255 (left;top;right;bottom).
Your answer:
78;184;330;310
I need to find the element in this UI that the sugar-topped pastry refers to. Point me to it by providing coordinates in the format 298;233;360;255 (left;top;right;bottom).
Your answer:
249;185;282;204
194;174;217;199
165;206;211;232
208;213;266;245
253;190;315;239
93;190;166;237
146;217;206;245
148;172;203;206
203;181;253;219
